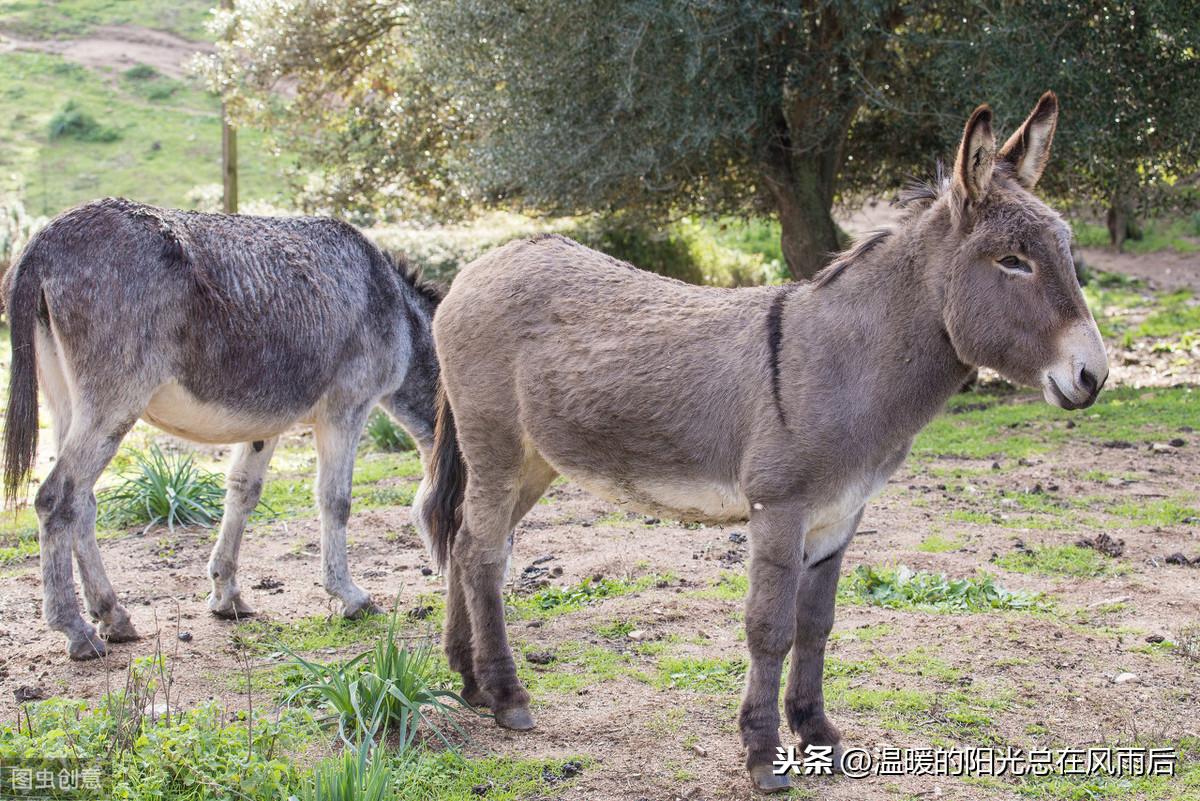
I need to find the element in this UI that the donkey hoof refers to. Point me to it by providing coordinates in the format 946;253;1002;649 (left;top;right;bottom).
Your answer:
748;764;791;793
67;631;108;661
344;599;383;620
99;613;140;644
495;705;536;731
801;740;846;774
208;593;256;620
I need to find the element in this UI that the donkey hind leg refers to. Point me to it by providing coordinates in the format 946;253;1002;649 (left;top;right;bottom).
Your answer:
785;508;862;774
208;438;278;619
37;406;140;660
444;457;556;711
739;502;809;793
313;407;380;619
454;455;556;730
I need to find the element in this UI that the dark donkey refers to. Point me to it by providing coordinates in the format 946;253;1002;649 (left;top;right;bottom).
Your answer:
418;94;1108;791
3;197;440;661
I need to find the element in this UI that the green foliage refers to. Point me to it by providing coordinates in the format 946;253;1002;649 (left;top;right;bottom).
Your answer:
292;746;397;801
840;565;1047;613
0;0;212;39
97;445;228;530
994;545;1125;578
235;615;390;656
0;698;316;800
48;100;120;143
364;411;414;453
283;612;466;749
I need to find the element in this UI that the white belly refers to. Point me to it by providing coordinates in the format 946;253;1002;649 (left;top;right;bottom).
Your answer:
575;474;751;523
143;382;296;444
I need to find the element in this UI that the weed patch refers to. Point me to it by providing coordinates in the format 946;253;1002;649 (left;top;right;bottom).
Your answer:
994;544;1125;578
839;565;1047;613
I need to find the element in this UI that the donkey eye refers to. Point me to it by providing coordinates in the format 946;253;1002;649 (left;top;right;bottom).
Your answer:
998;255;1032;274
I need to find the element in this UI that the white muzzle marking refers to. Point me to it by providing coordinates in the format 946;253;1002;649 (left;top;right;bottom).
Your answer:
1041;318;1109;410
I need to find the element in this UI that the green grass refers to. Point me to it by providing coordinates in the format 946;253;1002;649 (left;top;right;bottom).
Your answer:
654;656;746;694
918;532;965;553
692;571;749;601
388;753;583;801
0;50;290;215
363;411;415;453
1135;290;1200;339
0;0;214;39
508;574;665;620
915;386;1198;460
1008;737;1200;800
97;444;228;530
1074;215;1200;255
994;544;1125;578
256;451;423;520
839;564;1048;613
234;614;391;656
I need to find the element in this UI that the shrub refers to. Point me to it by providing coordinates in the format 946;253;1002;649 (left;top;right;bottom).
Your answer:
97;445;227;530
364;411;414;453
285;611;466;749
48;100;120;143
291;744;396;801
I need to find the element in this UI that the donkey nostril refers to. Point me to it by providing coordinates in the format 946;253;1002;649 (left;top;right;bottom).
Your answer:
1079;367;1098;395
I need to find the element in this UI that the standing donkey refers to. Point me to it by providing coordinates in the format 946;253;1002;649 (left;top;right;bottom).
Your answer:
417;93;1108;791
3;198;440;661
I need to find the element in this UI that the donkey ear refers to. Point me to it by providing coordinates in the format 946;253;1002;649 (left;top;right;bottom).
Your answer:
998;90;1058;189
953;104;996;205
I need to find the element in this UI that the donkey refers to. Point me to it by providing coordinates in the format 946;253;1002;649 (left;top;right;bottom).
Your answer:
2;197;440;661
416;93;1108;791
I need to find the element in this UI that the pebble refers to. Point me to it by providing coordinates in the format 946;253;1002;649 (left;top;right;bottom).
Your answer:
1145;634;1166;644
628;629;648;641
1149;443;1174;454
691;744;708;757
178;631;193;642
1113;672;1139;685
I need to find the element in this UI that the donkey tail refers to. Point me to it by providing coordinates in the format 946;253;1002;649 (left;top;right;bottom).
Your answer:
420;383;467;571
2;245;43;506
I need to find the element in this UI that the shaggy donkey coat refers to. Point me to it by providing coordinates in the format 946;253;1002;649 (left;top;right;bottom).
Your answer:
418;93;1108;791
3;197;440;661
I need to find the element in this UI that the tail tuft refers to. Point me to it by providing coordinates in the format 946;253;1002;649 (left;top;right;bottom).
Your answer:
420;384;466;571
2;247;43;506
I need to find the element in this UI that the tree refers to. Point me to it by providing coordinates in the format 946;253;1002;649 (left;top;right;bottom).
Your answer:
210;1;1199;275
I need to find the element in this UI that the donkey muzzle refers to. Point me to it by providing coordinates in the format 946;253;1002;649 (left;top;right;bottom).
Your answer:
1041;319;1108;410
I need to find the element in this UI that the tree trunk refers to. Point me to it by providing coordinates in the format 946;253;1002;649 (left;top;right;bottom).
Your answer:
1106;188;1136;251
774;164;840;280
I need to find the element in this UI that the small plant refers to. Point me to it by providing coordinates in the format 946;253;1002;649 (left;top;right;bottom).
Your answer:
98;445;227;531
290;743;396;801
364;411;414;453
124;64;160;80
840;564;1047;613
284;611;466;749
48;100;120;143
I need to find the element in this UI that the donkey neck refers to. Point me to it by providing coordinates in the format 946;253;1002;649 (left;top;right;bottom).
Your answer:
780;203;972;446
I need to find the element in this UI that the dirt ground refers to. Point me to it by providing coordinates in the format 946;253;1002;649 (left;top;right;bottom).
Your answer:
0;246;1197;801
0;24;210;79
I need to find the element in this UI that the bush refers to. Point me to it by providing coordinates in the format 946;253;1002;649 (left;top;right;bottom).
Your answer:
364;411;414;453
97;445;227;530
48;100;121;143
370;212;782;287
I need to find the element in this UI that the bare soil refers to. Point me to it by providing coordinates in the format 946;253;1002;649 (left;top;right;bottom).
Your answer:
0;24;210;79
0;427;1197;800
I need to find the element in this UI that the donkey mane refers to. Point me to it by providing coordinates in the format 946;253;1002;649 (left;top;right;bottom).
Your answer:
812;161;949;289
387;250;445;306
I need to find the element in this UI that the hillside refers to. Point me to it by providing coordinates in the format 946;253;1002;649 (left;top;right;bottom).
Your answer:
0;0;291;216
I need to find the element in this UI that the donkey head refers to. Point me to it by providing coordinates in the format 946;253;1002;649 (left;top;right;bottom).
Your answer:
941;92;1108;409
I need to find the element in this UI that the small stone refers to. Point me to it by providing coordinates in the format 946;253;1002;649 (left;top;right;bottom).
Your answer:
1150;443;1174;454
13;686;43;703
420;566;433;576
178;631;193;642
526;620;544;628
550;566;563;577
991;461;1001;470
1065;419;1076;429
628;629;649;641
1145;634;1166;644
691;744;708;757
1165;552;1193;566
1169;438;1187;448
1113;672;1139;685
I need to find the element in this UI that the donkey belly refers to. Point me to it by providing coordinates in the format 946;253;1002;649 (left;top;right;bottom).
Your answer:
143;382;295;444
573;472;751;524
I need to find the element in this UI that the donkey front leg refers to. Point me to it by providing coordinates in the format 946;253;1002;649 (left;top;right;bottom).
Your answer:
38;411;138;660
740;501;807;792
208;438;278;619
785;509;862;773
314;410;380;619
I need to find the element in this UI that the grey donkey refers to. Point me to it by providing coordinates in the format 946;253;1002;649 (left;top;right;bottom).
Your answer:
416;93;1108;792
2;197;441;661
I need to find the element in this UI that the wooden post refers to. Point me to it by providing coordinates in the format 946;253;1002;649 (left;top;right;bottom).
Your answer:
221;0;238;214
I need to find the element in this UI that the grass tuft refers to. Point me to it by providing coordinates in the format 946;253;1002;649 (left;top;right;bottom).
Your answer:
97;444;229;530
364;411;415;453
